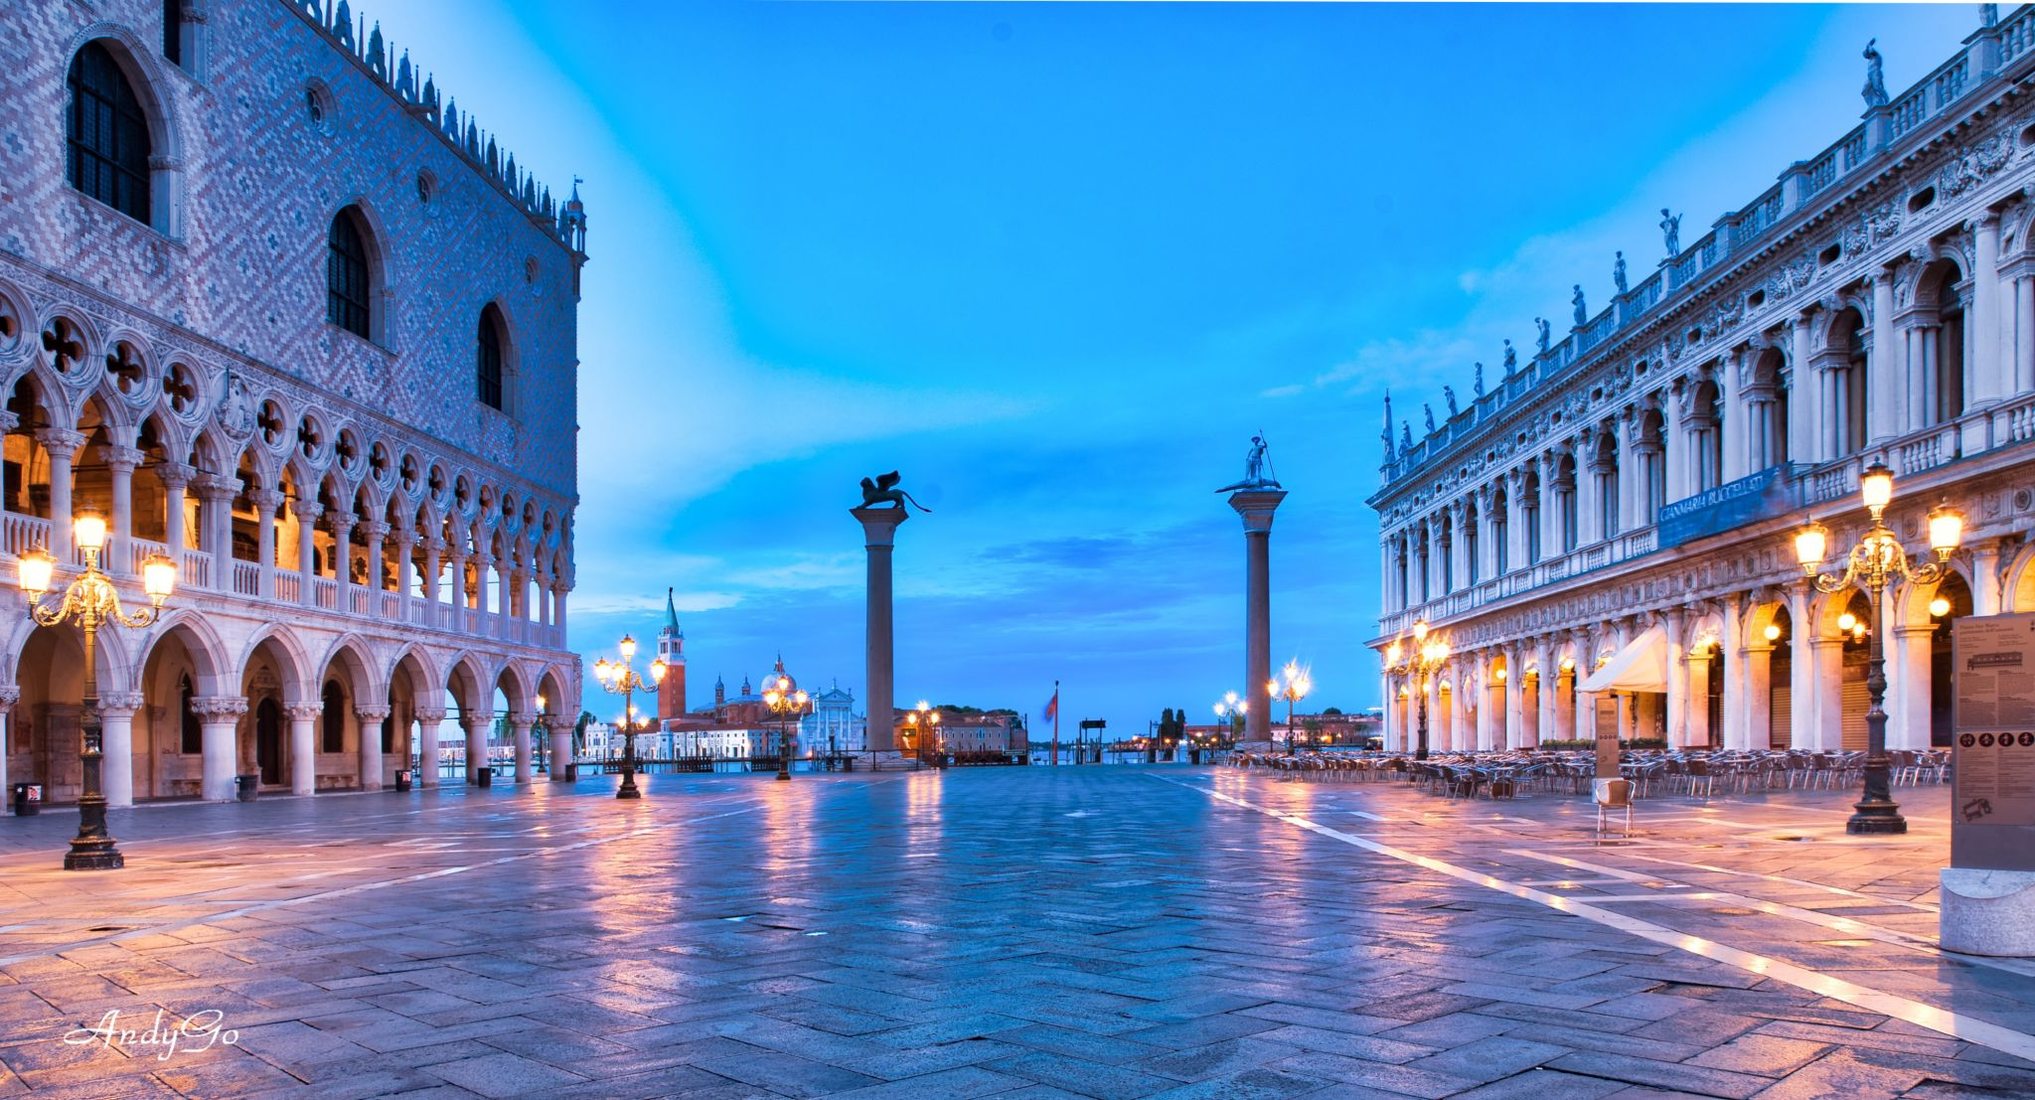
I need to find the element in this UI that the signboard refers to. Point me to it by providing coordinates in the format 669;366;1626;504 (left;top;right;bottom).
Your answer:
1656;465;1794;548
1950;614;2035;872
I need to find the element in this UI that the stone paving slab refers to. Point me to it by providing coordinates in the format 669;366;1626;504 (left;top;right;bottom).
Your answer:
0;768;2025;1096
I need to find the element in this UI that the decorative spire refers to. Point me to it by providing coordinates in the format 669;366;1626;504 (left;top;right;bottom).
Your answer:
664;587;680;636
1380;390;1394;464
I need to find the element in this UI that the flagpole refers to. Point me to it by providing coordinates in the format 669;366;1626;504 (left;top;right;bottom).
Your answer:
1052;679;1060;767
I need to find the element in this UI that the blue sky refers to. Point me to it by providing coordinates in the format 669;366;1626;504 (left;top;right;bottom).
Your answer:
383;2;1978;731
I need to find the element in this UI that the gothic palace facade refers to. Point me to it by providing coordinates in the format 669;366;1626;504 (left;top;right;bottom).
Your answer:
1372;9;2035;756
0;0;584;805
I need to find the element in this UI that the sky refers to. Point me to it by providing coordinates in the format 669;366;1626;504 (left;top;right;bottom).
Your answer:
377;2;1980;732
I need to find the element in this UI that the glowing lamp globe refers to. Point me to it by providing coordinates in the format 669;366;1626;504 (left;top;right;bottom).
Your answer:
16;548;54;599
142;553;177;603
1860;463;1894;514
1927;503;1964;560
1793;521;1829;577
618;634;636;661
73;513;108;553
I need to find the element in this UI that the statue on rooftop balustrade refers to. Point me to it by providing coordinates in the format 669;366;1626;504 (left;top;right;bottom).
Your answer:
1863;39;1889;107
1614;251;1629;295
1400;421;1413;453
1535;317;1552;353
1572;285;1587;327
1473;362;1485;396
1423;404;1436;434
1503;339;1517;377
1443;386;1459;419
1660;208;1681;257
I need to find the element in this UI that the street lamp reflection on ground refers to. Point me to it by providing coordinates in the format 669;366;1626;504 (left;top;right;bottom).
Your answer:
1268;660;1311;756
592;634;665;800
761;667;809;782
1793;461;1962;835
18;513;176;870
1385;619;1450;761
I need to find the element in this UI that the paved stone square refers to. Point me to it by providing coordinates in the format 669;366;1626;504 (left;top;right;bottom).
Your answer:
0;767;2029;1098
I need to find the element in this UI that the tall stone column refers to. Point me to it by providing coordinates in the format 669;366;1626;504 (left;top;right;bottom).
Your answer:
1887;626;1934;751
39;429;82;561
286;702;319;795
1227;489;1287;745
1502;648;1525;750
97;692;142;808
465;712;492;784
158;462;193;553
106;445;140;572
1871;271;1899;443
0;689;14;812
549;721;573;781
251;489;283;595
1974;212;2002;406
852;506;910;754
191;696;247;801
509;712;536;783
415;708;446;787
292;499;322;606
357;704;390;791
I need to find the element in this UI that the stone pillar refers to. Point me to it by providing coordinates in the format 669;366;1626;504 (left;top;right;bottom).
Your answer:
1972;541;2004;617
1808;637;1845;750
361;520;389;597
1661;609;1688;746
1787;586;1820;749
0;689;14;813
1226;489;1287;745
509;712;535;783
286;702;319;795
292;499;322;606
191;696;246;801
552;583;570;636
1872;271;1900;443
1974;212;2003;406
1720;597;1748;749
38;429;81;560
158;462;192;553
421;535;443;605
415;709;446;787
549;721;573;781
1744;641;1774;751
106;445;140;571
1502;648;1525;750
251;489;282;595
1449;664;1472;751
357;704;389;791
97;692;142;809
852;506;911;754
1474;660;1497;750
1888;625;1935;751
330;513;355;612
465;712;492;784
194;474;237;584
2017;270;2035;394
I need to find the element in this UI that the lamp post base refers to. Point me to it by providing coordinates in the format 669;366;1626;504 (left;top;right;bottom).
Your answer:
1846;802;1907;835
775;772;789;782
65;838;124;871
616;771;642;800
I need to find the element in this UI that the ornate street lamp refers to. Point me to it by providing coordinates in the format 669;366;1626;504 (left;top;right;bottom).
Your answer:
533;692;548;775
1793;461;1962;834
901;700;940;765
17;513;176;870
1268;660;1312;756
1385;619;1450;760
1212;691;1247;747
761;668;810;781
592;634;665;799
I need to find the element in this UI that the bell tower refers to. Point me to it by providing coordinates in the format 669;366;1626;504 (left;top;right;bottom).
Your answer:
656;587;687;721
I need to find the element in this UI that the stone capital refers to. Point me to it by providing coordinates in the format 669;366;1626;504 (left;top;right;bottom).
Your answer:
95;691;145;716
850;506;910;548
249;488;286;512
104;445;144;473
189;695;248;720
156;462;196;491
191;472;239;501
35;427;84;458
461;711;495;733
290;499;324;521
359;520;391;541
0;687;18;713
0;411;18;435
1226;489;1287;535
355;705;392;722
507;711;538;729
414;708;449;725
284;702;323;722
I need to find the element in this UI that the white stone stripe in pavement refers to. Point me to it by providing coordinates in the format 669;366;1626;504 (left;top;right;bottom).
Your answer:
1169;776;2035;1065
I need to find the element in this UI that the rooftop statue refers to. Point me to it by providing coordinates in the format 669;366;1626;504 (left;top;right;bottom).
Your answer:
1613;251;1629;295
1423;403;1437;434
1863;39;1889;108
1503;339;1517;377
1535;317;1552;353
1380;391;1395;463
1443;385;1459;418
858;471;931;511
1572;285;1587;327
1473;362;1485;396
1217;434;1281;492
1660;208;1681;257
1400;421;1413;453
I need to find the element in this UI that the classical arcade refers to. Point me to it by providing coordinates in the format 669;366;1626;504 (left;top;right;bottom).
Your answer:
1372;10;2035;757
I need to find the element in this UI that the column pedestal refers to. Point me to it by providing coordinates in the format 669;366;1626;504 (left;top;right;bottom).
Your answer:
549;727;573;780
286;704;319;795
416;711;446;788
1228;489;1287;745
852;507;910;764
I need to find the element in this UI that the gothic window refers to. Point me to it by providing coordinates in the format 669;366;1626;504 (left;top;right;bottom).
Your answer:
1932;267;1966;424
1691;381;1724;492
321;679;345;753
1840;311;1869;453
65;42;152;224
326;209;372;338
476;306;506;410
179;674;201;754
163;1;184;66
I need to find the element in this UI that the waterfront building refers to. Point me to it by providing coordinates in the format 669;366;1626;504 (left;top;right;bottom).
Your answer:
1372;10;2035;754
0;1;583;803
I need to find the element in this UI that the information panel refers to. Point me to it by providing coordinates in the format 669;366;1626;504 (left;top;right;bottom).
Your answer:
1950;614;2035;871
